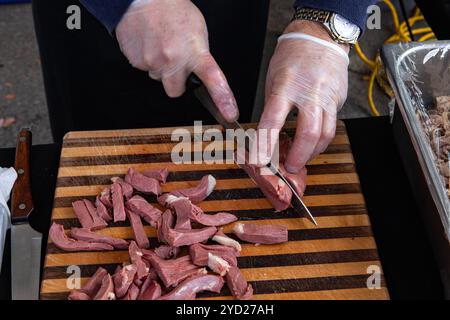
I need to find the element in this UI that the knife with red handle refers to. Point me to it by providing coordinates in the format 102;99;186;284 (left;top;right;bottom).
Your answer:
11;129;34;223
10;128;42;300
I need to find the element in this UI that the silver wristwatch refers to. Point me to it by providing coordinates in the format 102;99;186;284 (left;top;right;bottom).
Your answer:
293;7;361;45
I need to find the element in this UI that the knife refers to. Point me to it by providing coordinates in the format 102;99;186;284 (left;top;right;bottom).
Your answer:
188;75;317;225
10;128;42;300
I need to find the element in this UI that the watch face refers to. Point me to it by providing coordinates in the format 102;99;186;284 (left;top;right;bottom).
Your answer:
331;14;360;42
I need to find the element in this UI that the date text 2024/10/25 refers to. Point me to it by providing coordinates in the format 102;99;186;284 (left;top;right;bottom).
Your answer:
176;304;275;317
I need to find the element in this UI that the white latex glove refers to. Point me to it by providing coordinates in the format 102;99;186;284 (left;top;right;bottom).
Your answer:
255;21;349;173
0;167;17;271
116;0;239;122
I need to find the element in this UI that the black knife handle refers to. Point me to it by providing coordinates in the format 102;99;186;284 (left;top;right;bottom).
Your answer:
11;128;34;224
186;73;203;91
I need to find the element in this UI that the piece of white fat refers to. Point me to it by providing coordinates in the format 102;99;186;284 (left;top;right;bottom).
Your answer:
101;187;109;195
166;194;188;205
206;175;216;197
207;253;230;277
212;234;242;252
233;223;245;235
107;292;116;300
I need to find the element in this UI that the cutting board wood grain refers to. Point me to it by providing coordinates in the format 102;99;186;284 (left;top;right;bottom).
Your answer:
40;121;389;300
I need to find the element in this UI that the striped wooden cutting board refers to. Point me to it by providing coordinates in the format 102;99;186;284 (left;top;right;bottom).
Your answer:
40;121;389;300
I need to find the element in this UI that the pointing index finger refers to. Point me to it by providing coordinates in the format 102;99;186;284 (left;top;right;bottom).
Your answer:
193;53;239;122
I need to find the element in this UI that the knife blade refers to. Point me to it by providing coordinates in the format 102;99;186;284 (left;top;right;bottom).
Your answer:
10;128;42;300
188;75;317;225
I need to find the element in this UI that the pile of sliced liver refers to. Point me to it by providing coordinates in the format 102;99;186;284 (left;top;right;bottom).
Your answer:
50;167;291;300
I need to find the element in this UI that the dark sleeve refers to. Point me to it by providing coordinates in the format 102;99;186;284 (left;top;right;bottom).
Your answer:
79;0;134;33
294;0;377;31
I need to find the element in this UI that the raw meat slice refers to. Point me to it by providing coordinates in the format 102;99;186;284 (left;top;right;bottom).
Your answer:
237;158;292;211
226;266;253;300
166;226;217;247
212;229;242;252
93;274;115;300
111;177;134;199
95;195;112;222
68;291;91;300
166;195;235;228
128;240;150;280
236;133;308;211
154;245;180;260
208;253;230;276
138;277;162;300
170;175;216;203
133;276;144;288
81;268;109;297
126;195;162;227
125;168;161;195
142;168;169;183
68;267;108;299
70;228;129;249
189;243;238;267
72;200;107;230
158;274;224;300
188;207;237;227
72;200;93;229
49;222;113;252
143;251;205;288
233;223;288;244
83;199;108;229
121;283;140;300
127;209;150;249
282;166;307;200
156;210;174;244
171;198;192;230
112;264;137;298
99;186;113;209
111;182;126;222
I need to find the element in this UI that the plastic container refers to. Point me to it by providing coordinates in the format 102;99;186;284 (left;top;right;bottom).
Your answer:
382;41;450;297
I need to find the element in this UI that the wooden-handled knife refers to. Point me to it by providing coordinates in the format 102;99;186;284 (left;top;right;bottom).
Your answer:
10;128;42;300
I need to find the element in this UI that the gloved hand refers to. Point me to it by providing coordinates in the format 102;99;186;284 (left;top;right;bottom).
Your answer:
116;0;239;121
255;21;350;173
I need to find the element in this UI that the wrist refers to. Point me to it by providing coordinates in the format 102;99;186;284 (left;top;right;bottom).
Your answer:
284;20;350;54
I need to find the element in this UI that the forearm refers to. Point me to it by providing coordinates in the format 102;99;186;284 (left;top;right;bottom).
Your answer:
79;0;134;33
294;0;378;31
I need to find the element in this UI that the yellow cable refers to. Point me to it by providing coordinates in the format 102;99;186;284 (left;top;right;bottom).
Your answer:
368;66;381;117
400;16;424;32
354;42;376;68
355;2;436;116
383;0;409;41
411;27;433;35
383;0;400;29
419;33;436;42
